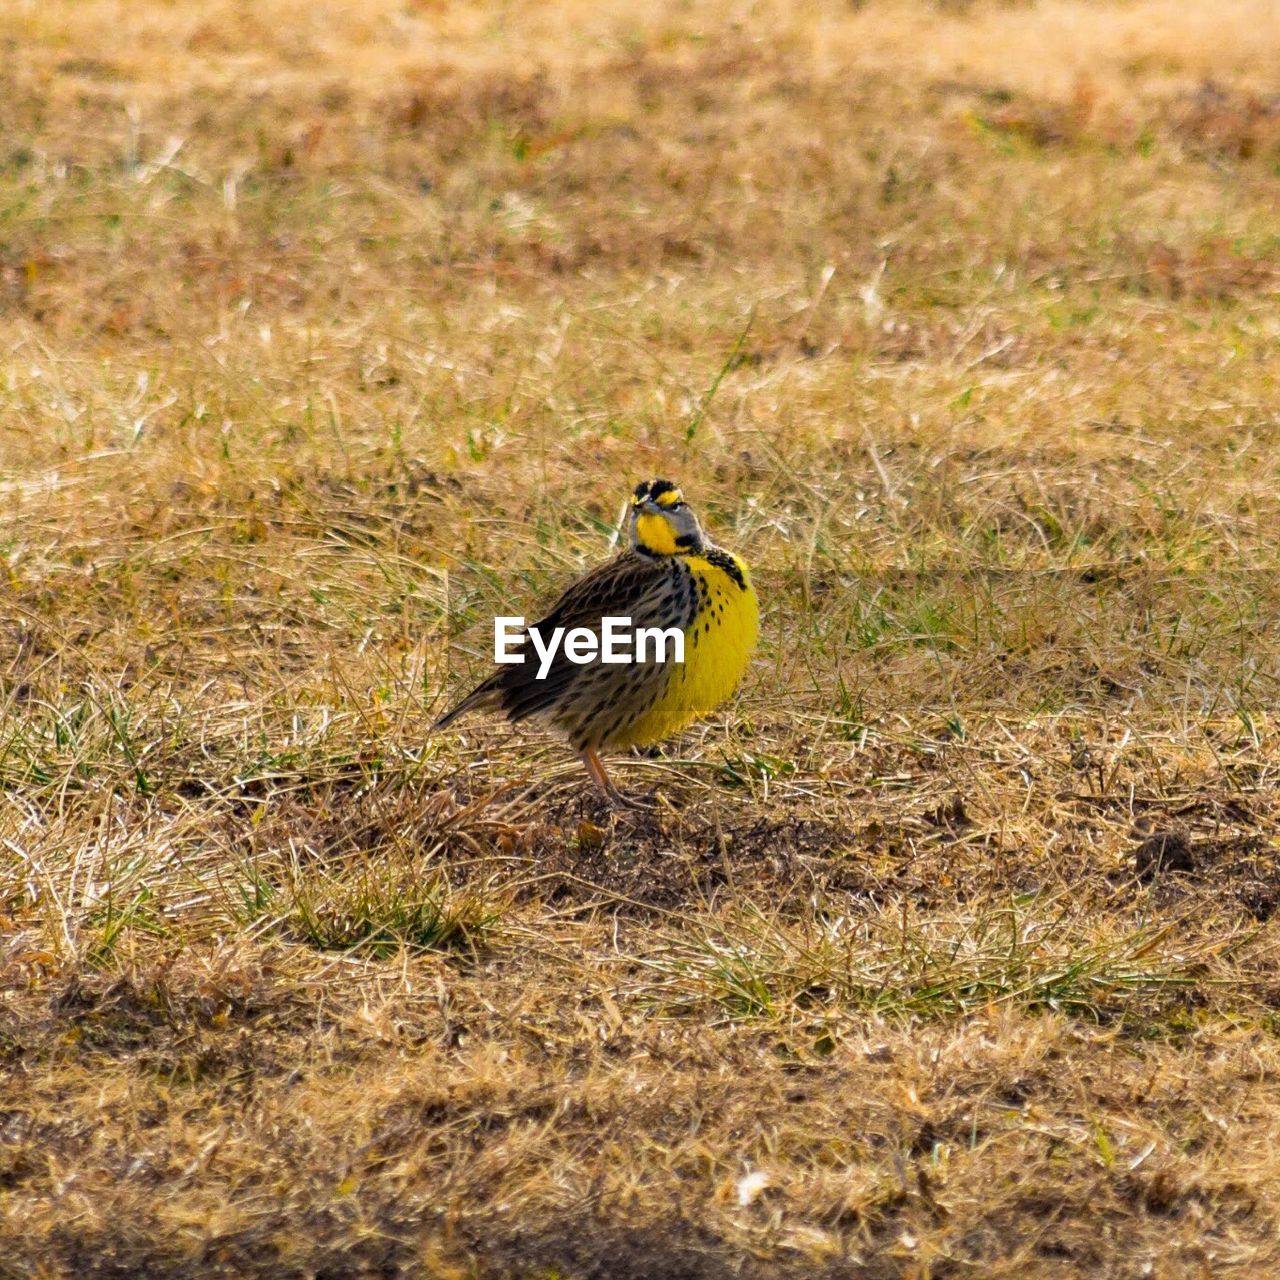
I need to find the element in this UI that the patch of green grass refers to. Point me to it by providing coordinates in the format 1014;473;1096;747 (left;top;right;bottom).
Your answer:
637;899;1233;1026
85;884;169;965
280;861;499;958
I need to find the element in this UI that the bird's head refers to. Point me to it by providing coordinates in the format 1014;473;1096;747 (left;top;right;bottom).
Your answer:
628;479;705;556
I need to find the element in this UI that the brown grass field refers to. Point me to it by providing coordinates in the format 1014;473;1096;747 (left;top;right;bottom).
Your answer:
3;0;1280;1275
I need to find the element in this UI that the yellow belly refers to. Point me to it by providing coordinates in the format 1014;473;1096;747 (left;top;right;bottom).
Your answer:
608;554;759;750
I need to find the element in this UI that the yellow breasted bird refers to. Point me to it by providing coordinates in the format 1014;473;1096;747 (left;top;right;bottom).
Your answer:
434;480;759;803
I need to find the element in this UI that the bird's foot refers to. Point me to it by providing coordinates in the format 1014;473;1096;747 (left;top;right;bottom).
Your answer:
601;782;657;812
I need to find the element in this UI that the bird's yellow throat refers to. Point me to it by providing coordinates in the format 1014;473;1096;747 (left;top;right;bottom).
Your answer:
633;510;682;556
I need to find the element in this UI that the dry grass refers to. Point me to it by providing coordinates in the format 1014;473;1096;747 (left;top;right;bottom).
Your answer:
3;0;1280;1275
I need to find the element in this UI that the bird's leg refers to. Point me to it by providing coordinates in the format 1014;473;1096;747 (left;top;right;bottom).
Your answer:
579;747;651;810
579;746;621;800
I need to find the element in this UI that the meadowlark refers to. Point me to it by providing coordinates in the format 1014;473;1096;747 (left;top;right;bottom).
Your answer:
434;479;759;803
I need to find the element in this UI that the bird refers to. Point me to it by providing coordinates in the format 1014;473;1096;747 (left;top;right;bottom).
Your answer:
434;479;759;805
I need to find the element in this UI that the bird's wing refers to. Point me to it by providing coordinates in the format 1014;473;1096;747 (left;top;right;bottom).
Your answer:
495;551;680;723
